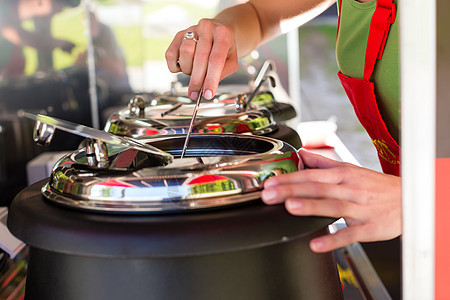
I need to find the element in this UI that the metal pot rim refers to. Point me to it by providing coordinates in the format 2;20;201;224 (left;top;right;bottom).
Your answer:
44;133;300;213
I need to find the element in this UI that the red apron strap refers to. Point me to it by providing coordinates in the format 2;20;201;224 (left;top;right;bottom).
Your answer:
336;0;343;40
363;0;396;79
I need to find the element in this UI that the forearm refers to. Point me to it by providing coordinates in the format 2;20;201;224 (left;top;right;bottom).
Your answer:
165;0;336;100
212;3;262;58
213;0;336;58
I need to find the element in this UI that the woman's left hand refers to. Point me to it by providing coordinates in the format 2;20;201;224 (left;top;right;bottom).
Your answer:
261;149;402;253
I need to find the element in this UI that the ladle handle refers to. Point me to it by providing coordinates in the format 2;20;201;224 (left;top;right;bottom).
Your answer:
246;75;276;109
180;86;204;158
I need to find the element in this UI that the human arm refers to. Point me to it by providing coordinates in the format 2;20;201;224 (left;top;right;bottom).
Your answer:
165;0;335;100
261;149;402;253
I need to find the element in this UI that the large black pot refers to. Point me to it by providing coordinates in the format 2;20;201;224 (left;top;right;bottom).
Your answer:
8;180;343;300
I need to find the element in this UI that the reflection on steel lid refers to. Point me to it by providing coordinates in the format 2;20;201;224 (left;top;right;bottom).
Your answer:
43;134;300;213
104;92;281;138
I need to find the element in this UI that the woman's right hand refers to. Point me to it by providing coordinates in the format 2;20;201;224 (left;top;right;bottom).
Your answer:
165;18;239;101
165;0;334;101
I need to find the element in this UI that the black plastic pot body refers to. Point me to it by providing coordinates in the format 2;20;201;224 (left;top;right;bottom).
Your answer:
8;180;343;300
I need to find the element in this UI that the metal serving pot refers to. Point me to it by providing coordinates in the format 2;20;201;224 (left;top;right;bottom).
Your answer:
104;60;299;148
43;133;300;213
7;114;343;299
104;90;297;137
23;113;302;213
8;180;343;300
105;95;279;137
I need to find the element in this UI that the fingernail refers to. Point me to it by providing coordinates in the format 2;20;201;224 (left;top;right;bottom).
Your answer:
298;148;305;154
204;89;213;100
264;179;277;188
310;240;324;252
261;188;277;203
190;92;198;100
286;199;303;210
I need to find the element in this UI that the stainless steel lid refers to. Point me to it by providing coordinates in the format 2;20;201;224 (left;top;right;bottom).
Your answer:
104;94;278;138
104;60;296;138
43;134;299;213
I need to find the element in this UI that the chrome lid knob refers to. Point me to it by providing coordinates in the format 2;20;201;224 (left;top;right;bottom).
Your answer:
128;96;146;118
85;139;109;168
33;120;56;146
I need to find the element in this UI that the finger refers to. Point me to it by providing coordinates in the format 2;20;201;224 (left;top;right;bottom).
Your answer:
264;168;345;188
299;149;346;170
165;31;185;72
202;26;238;100
189;33;213;100
178;39;197;75
284;197;361;219
309;225;366;253
166;28;198;72
264;150;358;188
261;182;356;205
261;177;355;203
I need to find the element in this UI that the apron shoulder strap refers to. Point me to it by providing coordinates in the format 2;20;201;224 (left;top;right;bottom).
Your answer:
364;0;396;79
336;0;343;40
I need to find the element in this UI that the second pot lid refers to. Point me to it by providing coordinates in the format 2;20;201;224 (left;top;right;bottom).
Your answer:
105;96;278;138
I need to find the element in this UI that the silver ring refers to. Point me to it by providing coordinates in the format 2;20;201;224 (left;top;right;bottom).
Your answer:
182;31;197;43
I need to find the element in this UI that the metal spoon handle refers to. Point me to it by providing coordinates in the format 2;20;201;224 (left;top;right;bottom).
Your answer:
180;86;203;158
160;102;183;117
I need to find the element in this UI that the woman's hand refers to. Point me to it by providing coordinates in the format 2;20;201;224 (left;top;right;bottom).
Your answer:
165;19;239;101
261;149;402;253
165;0;333;101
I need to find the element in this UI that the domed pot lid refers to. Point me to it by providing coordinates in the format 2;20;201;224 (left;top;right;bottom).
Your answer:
104;60;297;138
104;94;279;138
43;133;300;213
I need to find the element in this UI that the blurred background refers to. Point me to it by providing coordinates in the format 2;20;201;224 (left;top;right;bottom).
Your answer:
0;0;379;205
